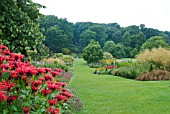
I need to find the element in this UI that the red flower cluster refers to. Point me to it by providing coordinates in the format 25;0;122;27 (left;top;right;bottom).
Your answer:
46;107;59;114
0;44;71;113
104;65;117;69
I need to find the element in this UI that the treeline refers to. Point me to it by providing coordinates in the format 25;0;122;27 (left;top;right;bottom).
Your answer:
38;15;170;58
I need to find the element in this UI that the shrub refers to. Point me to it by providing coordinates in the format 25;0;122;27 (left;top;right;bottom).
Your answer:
62;48;71;55
0;45;72;114
103;52;113;60
82;40;103;63
112;63;150;79
116;61;133;68
53;53;63;58
136;47;170;71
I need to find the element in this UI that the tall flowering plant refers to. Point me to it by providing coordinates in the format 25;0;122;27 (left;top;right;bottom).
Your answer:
0;45;71;114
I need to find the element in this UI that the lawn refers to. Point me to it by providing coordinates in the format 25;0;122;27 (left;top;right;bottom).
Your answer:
69;58;170;114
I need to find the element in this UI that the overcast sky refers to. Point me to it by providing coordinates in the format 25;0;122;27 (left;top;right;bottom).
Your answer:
33;0;170;31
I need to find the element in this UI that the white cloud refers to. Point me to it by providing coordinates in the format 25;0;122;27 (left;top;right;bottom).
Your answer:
33;0;170;31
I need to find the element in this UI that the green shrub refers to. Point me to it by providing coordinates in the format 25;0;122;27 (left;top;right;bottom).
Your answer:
116;61;133;68
103;52;113;60
112;63;150;79
53;53;63;58
62;48;71;55
82;40;103;63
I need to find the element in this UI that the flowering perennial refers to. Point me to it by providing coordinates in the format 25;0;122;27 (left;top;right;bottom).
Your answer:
0;44;72;114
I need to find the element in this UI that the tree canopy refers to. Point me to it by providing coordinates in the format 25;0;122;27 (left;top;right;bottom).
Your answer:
0;0;46;60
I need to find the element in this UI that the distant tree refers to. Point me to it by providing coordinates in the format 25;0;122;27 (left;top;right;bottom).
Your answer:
44;25;68;53
38;15;75;52
89;25;108;47
0;0;45;60
141;36;169;50
82;40;103;63
79;30;97;51
121;31;131;47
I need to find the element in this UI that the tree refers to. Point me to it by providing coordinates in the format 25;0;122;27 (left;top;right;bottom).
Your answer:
82;40;103;63
89;25;108;47
44;25;68;53
141;36;169;50
79;30;97;51
0;0;45;60
103;41;126;58
38;15;75;52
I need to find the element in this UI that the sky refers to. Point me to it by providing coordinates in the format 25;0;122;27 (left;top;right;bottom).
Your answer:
32;0;170;31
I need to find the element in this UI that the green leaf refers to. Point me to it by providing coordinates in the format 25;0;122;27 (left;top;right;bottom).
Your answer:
3;110;9;114
12;105;17;111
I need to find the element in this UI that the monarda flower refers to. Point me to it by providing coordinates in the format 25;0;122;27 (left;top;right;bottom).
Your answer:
41;88;51;96
44;75;53;81
22;106;30;114
47;83;59;91
50;71;59;77
37;67;46;74
32;80;42;87
46;107;59;114
7;95;17;104
55;95;66;102
47;99;57;106
10;70;17;78
31;85;38;92
0;92;7;102
55;68;62;73
1;80;14;91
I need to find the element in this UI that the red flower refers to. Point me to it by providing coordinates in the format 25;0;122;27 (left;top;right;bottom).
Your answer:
38;77;45;82
55;68;62;73
10;70;17;78
46;107;59;114
55;95;66;102
0;45;8;50
47;99;57;106
1;80;14;91
0;92;7;102
32;80;42;87
44;75;53;81
37;67;46;74
104;65;116;69
7;95;17;104
41;88;51;96
45;68;52;73
22;106;30;114
31;85;38;92
50;71;59;76
47;83;59;91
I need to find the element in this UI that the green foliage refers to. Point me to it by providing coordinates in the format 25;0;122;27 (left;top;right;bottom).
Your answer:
0;0;45;60
141;36;169;50
82;40;103;63
112;63;150;79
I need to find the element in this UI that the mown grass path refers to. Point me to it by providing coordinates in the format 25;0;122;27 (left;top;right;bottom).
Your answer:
69;58;170;114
